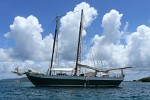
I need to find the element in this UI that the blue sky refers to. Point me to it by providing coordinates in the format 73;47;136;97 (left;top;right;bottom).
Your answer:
1;0;150;47
1;0;150;80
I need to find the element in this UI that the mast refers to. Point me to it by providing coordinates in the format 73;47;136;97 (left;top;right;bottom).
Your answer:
74;9;83;76
49;16;59;75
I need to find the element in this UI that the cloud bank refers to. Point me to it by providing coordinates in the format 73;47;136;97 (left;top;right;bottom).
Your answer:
59;2;98;61
4;15;54;61
86;9;127;68
0;2;150;80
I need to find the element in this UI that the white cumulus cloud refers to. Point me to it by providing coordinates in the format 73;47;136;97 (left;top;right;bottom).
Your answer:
0;15;54;79
126;25;150;68
86;9;150;80
101;9;123;44
4;15;53;61
86;9;127;69
59;2;98;61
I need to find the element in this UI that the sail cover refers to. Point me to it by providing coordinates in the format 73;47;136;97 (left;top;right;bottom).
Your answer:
51;68;74;72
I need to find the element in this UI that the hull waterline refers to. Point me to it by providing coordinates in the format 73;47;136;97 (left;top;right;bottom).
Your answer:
26;72;123;87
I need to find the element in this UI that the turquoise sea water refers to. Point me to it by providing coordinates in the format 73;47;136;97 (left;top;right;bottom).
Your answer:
0;81;150;100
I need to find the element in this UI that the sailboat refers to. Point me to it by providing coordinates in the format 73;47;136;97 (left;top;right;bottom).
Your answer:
12;9;135;87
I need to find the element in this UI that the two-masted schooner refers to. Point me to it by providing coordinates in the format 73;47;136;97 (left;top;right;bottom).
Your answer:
12;10;135;87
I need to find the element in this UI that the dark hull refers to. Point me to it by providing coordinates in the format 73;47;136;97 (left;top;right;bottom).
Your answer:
26;72;123;87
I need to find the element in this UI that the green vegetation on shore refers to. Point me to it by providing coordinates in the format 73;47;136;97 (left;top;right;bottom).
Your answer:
138;77;150;82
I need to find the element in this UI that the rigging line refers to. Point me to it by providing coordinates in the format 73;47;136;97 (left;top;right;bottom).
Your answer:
43;17;56;37
46;16;61;74
79;10;85;63
58;10;82;18
0;63;3;71
16;28;55;72
46;10;84;67
74;9;83;76
19;16;59;68
23;41;41;61
56;38;62;69
81;13;85;61
29;42;48;65
54;25;59;68
18;10;82;71
49;16;59;75
47;16;61;75
56;44;60;68
56;32;62;69
91;46;102;69
57;32;62;69
79;10;85;74
51;16;60;65
91;48;96;67
11;17;56;62
74;10;83;13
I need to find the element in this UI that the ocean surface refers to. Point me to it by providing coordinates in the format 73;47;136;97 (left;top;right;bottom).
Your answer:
0;81;150;100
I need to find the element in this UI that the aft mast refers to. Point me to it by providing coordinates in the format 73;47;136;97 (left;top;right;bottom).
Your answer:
74;9;83;76
49;16;59;75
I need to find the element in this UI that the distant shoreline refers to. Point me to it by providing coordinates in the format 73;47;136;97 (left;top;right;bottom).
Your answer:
137;77;150;82
0;77;29;82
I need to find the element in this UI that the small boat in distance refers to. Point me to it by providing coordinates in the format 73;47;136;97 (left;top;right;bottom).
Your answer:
12;9;136;87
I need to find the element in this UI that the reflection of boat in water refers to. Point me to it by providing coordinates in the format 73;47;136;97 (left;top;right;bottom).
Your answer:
12;9;135;87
